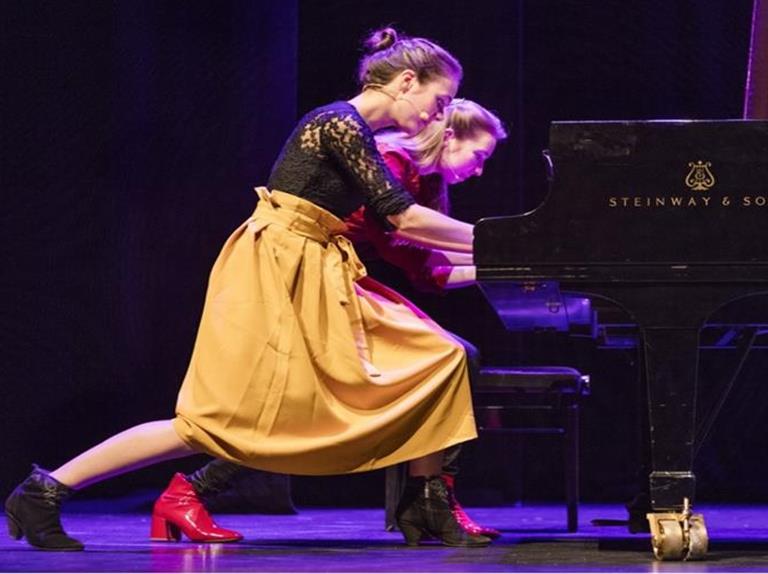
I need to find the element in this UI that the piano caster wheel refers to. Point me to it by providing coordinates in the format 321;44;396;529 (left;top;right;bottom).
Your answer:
647;498;709;561
649;518;684;561
686;515;709;560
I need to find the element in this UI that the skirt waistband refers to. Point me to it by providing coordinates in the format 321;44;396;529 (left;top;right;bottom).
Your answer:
251;188;348;242
249;187;367;296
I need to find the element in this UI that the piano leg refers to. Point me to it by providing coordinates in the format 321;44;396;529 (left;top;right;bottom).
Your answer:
642;327;708;560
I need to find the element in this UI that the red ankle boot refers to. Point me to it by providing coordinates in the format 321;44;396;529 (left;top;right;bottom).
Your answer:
442;474;501;540
150;473;242;543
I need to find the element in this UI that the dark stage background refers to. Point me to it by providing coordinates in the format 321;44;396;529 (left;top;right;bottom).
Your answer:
2;0;766;508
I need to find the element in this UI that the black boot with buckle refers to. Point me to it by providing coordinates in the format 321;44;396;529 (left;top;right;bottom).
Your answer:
395;475;491;547
5;464;84;551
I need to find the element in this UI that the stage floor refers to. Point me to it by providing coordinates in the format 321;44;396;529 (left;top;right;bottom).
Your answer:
3;498;768;572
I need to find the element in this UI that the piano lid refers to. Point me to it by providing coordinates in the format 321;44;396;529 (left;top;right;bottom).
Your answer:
475;120;768;269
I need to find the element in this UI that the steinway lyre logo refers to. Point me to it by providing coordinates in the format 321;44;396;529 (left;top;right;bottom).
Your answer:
685;160;715;191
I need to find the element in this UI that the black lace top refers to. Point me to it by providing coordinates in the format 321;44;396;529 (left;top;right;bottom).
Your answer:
268;102;415;226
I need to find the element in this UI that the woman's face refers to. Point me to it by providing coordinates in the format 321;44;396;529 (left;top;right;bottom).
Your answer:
438;130;497;184
394;74;458;136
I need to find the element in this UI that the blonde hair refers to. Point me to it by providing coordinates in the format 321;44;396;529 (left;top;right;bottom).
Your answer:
358;27;463;88
376;100;507;213
377;99;507;172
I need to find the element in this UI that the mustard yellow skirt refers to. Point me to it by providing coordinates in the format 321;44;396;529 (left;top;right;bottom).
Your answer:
172;189;477;475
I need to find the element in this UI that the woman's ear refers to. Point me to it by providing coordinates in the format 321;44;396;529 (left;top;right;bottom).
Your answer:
443;127;456;141
398;69;417;93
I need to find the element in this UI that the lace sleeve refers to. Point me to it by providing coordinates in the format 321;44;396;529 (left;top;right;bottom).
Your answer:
317;111;415;221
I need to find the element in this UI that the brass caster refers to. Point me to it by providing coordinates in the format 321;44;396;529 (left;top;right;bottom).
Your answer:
648;517;684;560
686;515;709;560
647;498;709;561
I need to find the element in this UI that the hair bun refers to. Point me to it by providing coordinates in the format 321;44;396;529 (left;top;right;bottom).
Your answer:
363;27;398;54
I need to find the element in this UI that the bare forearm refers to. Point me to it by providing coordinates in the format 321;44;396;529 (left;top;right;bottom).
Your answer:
387;204;474;253
434;265;477;289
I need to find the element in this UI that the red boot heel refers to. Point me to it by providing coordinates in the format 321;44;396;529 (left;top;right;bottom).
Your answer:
150;514;181;542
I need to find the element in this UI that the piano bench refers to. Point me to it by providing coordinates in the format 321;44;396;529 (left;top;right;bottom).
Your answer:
476;366;590;532
384;366;590;534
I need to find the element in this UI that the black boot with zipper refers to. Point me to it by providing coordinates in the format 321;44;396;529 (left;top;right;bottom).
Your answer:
395;475;491;547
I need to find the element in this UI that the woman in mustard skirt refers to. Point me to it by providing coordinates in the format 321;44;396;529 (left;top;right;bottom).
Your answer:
5;27;488;550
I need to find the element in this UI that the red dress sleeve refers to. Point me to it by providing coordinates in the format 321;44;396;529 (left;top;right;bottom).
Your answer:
345;146;451;293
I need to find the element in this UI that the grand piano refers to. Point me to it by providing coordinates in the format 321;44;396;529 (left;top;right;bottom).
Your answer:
474;119;768;559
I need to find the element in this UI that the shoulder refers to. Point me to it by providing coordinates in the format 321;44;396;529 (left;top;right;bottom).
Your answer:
377;143;417;174
301;102;367;133
377;142;411;163
376;143;420;193
295;102;373;153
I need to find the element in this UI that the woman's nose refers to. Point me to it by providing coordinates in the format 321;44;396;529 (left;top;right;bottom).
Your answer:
474;165;484;176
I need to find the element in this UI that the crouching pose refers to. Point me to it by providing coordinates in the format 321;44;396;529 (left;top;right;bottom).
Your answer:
151;97;508;543
5;28;492;550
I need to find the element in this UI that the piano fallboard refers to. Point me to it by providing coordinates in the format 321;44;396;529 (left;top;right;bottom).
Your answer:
476;120;768;270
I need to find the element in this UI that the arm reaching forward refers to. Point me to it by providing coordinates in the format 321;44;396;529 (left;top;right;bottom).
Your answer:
387;204;474;253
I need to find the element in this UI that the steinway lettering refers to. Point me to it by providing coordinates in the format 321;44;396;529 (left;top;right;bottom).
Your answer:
608;195;767;208
608;196;713;208
743;195;768;206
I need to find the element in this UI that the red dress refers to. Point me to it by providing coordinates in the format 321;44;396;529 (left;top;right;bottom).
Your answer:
344;144;452;293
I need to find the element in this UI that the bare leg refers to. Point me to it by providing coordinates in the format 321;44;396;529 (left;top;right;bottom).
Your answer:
408;450;443;476
50;420;195;490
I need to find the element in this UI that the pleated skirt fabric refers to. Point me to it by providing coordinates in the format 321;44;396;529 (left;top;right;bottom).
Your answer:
172;189;477;475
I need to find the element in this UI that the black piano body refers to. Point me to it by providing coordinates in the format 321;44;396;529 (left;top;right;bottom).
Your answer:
475;120;768;522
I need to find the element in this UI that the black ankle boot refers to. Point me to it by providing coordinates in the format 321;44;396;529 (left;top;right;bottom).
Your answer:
185;459;243;498
395;475;491;547
4;464;84;551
